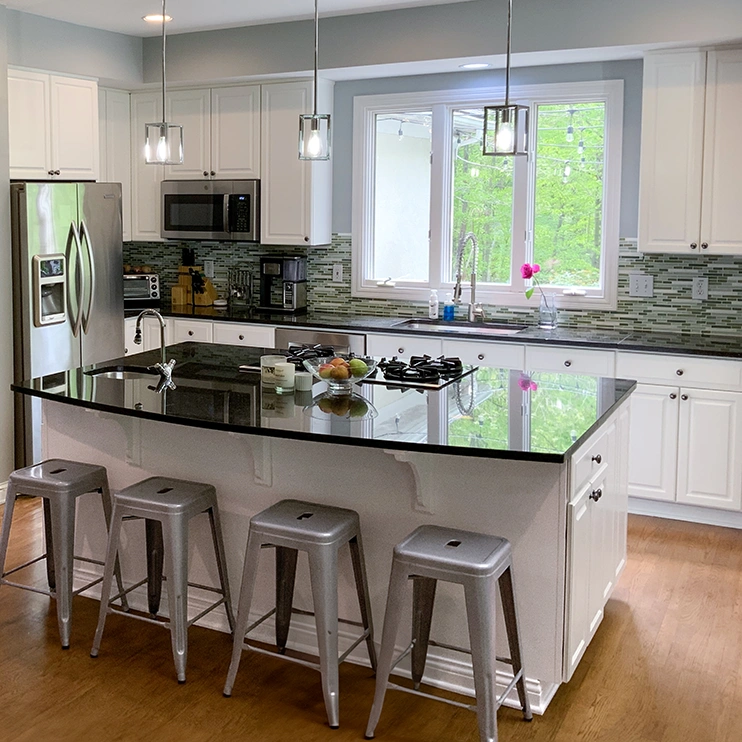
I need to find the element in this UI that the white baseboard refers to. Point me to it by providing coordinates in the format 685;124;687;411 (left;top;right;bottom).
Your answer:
629;497;742;530
74;565;555;715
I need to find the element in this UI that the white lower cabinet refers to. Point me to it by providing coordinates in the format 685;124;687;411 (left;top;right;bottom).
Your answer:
212;322;275;348
124;317;136;356
525;345;615;376
124;316;171;354
367;333;442;359
171;318;213;344
441;338;524;368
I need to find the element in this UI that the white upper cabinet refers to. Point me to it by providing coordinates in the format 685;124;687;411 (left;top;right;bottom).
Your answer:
9;69;99;181
99;88;132;241
165;85;261;181
639;49;742;254
261;79;333;246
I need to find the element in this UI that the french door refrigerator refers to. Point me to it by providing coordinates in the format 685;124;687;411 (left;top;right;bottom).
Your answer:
11;182;124;466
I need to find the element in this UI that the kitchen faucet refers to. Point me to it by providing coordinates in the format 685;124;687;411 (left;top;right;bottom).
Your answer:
133;309;177;392
453;228;485;322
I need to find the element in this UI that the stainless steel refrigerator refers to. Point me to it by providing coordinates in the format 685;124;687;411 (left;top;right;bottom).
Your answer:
12;181;124;466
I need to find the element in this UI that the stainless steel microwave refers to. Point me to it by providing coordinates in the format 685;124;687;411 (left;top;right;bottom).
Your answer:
161;180;259;242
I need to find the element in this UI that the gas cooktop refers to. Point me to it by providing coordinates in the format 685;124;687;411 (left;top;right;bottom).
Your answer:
363;355;477;390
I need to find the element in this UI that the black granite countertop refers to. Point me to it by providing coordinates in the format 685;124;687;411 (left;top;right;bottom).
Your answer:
126;304;742;360
13;342;635;464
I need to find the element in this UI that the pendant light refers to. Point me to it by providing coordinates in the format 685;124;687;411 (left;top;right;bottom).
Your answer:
483;0;529;157
299;0;331;160
144;0;184;165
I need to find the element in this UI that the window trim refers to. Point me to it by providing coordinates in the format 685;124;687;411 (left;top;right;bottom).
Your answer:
351;80;624;310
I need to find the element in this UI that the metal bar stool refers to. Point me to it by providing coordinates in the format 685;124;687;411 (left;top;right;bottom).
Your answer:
223;499;377;729
90;476;234;683
365;525;532;742
0;459;128;649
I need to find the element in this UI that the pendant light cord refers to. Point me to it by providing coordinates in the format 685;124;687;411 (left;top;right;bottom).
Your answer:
504;0;512;108
161;0;167;122
313;0;319;116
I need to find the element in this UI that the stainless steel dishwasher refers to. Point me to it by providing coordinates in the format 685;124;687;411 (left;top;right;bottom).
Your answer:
274;327;367;355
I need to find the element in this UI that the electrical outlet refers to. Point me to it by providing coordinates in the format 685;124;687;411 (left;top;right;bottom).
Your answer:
332;264;344;283
692;275;709;301
629;273;654;297
203;259;215;279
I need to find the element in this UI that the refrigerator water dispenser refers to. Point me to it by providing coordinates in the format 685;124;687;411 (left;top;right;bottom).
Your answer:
32;254;66;327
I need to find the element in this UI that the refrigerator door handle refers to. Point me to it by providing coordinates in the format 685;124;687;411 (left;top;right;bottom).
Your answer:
65;221;83;338
79;219;96;335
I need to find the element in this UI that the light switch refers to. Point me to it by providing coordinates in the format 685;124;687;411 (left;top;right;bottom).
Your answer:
629;273;653;297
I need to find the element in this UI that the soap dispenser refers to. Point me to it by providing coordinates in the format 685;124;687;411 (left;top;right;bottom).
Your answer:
428;289;439;319
443;293;455;321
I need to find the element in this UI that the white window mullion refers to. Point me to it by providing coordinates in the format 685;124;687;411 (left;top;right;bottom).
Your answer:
428;104;449;289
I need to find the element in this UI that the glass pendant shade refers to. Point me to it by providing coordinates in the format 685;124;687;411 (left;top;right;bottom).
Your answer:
483;104;529;157
144;122;184;165
299;114;331;160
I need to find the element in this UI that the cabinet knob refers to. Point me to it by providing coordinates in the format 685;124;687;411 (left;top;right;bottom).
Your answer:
210;171;216;177
589;488;603;502
676;369;684;376
398;348;405;354
203;171;209;177
669;393;677;400
690;242;698;250
54;170;60;175
591;454;602;464
48;170;54;176
681;394;689;401
304;236;310;243
477;353;485;361
188;330;194;336
239;334;244;341
701;242;708;250
564;360;572;367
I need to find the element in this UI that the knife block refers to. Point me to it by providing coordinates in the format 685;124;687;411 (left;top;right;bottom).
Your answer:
172;265;218;307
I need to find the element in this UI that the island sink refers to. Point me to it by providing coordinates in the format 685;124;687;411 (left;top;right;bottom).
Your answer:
85;366;158;381
393;318;527;336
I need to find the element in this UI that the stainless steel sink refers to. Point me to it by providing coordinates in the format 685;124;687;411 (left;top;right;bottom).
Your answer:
393;319;527;336
85;368;157;381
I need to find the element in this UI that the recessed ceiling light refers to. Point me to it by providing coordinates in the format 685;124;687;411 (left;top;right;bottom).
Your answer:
459;63;491;70
143;14;172;23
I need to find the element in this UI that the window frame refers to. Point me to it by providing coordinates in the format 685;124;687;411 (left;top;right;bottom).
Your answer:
351;80;624;310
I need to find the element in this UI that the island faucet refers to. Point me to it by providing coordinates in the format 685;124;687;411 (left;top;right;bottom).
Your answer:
453;228;485;322
134;309;177;392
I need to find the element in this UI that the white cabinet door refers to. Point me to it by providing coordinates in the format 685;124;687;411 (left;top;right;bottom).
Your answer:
131;92;165;242
99;89;132;241
441;339;525;369
627;384;679;502
165;88;211;180
124;317;137;356
638;52;706;254
8;69;51;180
366;334;442;359
524;345;615;377
261;80;333;245
171;319;213;344
677;388;742;510
213;322;275;348
142;317;171;353
700;50;742;255
211;86;261;179
50;75;99;180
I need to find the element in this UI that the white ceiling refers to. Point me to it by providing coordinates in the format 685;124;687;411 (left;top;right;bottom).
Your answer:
5;0;474;37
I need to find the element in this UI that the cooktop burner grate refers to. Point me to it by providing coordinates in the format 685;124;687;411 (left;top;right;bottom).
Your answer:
365;355;476;390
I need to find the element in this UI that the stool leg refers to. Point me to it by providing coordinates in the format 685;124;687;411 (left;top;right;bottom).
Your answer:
0;484;18;582
349;533;378;672
49;493;76;649
411;576;437;690
145;519;164;616
274;546;298;653
499;566;532;721
91;505;124;658
464;577;500;742
42;498;56;591
163;515;189;683
308;545;340;728
223;531;263;697
99;485;129;612
207;505;235;633
365;559;409;740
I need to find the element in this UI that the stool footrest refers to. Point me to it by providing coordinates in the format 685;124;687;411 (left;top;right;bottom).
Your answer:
0;579;54;597
428;639;516;666
2;553;48;578
386;681;477;712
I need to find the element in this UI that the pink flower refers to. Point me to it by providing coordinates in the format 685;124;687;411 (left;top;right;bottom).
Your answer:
521;263;534;279
518;375;538;392
532;264;541;274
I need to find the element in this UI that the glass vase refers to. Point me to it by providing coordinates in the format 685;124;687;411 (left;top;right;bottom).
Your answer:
538;292;558;330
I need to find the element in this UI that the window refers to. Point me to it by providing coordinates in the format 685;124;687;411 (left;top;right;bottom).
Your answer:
352;81;623;309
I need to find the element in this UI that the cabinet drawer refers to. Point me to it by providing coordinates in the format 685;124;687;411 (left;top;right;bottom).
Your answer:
615;351;742;390
172;319;213;343
526;346;615;377
367;334;442;359
213;322;275;349
441;339;525;369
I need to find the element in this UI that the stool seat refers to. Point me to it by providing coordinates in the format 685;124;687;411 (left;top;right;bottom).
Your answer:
114;476;217;518
394;525;512;579
250;499;359;546
8;459;108;498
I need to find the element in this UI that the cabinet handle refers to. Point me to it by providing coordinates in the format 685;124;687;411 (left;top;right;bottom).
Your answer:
676;369;684;376
681;394;688;401
589;488;603;502
564;360;572;367
477;353;485;361
239;334;244;341
398;347;405;354
690;242;698;250
669;393;677;400
591;454;602;464
701;242;708;250
203;171;209;177
188;330;194;336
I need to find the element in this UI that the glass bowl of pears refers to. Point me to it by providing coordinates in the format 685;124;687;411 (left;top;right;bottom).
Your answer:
302;354;377;396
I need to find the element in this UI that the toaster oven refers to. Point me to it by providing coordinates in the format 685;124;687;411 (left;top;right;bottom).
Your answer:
124;273;160;308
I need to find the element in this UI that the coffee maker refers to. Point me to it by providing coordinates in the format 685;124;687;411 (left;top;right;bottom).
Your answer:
258;256;307;313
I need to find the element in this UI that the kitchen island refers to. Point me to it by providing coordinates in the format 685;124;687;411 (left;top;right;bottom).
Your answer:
12;342;635;713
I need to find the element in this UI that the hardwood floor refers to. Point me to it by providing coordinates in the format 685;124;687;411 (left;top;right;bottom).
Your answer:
1;498;741;741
